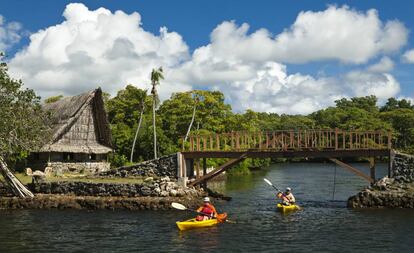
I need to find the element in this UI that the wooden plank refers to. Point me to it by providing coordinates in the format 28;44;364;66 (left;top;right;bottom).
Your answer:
329;158;373;183
188;153;247;186
369;157;376;182
335;128;338;150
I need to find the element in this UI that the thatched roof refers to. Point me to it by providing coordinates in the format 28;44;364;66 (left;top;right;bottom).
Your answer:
39;88;113;154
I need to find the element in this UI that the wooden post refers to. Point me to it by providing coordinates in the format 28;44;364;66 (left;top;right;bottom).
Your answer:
216;134;220;150
195;159;200;179
236;132;240;149
265;133;269;149
369;157;376;183
335;128;338;150
202;158;207;189
387;131;392;149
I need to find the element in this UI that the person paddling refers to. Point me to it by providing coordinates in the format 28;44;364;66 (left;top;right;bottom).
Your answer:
277;187;296;206
196;197;218;221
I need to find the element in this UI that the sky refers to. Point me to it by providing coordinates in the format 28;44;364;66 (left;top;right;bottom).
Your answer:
1;0;414;114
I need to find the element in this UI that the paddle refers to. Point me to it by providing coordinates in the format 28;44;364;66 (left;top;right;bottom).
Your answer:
171;202;209;216
171;202;236;223
263;178;280;192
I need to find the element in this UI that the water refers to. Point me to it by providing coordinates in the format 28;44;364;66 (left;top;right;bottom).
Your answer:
1;163;413;253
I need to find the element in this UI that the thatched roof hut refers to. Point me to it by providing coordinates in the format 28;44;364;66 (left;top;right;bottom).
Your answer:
39;88;113;154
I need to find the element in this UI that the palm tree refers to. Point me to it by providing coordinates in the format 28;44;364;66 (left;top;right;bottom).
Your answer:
150;67;164;159
130;98;145;163
184;93;199;142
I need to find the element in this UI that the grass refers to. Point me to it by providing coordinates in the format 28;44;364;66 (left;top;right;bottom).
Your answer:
1;173;145;185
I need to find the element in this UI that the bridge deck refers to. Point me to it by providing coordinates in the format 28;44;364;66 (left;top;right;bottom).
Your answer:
182;129;392;154
180;129;393;186
182;149;391;159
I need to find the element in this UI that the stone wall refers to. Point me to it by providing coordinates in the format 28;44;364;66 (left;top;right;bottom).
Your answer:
391;152;414;183
28;177;201;198
347;177;414;208
48;161;111;175
99;153;179;178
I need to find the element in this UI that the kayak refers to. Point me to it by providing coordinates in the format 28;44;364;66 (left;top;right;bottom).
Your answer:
176;213;227;231
277;203;300;212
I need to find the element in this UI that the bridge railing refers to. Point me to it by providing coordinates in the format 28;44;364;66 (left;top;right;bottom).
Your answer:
181;129;392;152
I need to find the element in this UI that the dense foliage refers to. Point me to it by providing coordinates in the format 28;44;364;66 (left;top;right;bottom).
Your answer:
0;54;49;163
106;86;414;174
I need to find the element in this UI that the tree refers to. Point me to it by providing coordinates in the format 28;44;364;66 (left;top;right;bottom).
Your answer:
335;95;378;113
150;67;164;159
184;93;200;142
0;53;49;197
158;90;233;144
44;95;63;104
380;97;414;112
130;94;146;163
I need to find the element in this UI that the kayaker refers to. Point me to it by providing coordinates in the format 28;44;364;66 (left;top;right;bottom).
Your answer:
284;187;296;204
196;197;218;221
276;191;291;206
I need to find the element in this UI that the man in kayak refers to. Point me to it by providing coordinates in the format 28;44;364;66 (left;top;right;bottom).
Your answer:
196;197;218;221
277;187;296;206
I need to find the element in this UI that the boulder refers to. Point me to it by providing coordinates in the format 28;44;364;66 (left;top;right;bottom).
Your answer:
25;168;33;176
44;167;53;177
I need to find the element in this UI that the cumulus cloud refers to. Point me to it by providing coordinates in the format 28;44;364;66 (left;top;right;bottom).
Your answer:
7;4;406;114
9;3;191;98
172;57;400;114
367;57;394;72
203;6;408;64
0;15;23;51
402;49;414;63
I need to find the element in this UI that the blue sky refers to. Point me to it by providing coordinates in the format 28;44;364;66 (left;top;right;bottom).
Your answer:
1;0;414;114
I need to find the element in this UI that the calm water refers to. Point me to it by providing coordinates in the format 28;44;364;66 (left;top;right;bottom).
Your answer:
1;163;413;253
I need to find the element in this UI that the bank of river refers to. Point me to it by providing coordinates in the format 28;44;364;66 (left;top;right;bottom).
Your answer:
1;162;413;252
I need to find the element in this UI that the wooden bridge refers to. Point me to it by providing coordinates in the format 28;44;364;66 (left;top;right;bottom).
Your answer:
178;129;393;187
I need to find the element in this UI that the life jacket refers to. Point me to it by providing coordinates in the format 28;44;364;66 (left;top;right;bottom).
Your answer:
196;204;214;221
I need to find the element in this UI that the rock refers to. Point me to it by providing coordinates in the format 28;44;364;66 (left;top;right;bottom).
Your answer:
160;191;169;197
44;167;53;177
161;176;170;182
25;168;33;176
144;177;154;183
169;189;177;197
140;186;152;196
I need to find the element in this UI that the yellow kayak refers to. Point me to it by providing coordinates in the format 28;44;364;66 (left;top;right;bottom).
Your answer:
277;203;300;212
176;213;227;231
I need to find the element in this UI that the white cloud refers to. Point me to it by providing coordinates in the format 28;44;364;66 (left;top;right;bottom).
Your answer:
0;15;23;51
203;6;408;64
344;71;400;101
367;56;394;72
402;49;414;63
9;3;191;98
7;4;405;114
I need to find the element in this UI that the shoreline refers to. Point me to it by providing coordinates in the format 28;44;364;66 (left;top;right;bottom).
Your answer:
0;194;202;211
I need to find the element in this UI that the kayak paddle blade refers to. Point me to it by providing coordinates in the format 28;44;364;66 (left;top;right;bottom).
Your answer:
171;202;187;210
264;178;273;186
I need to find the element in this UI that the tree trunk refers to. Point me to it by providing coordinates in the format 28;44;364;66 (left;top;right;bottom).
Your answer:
0;156;34;198
130;102;145;163
153;95;157;159
184;103;197;143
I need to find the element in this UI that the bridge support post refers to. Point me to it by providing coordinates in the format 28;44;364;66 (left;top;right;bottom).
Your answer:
369;157;376;183
202;158;207;189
